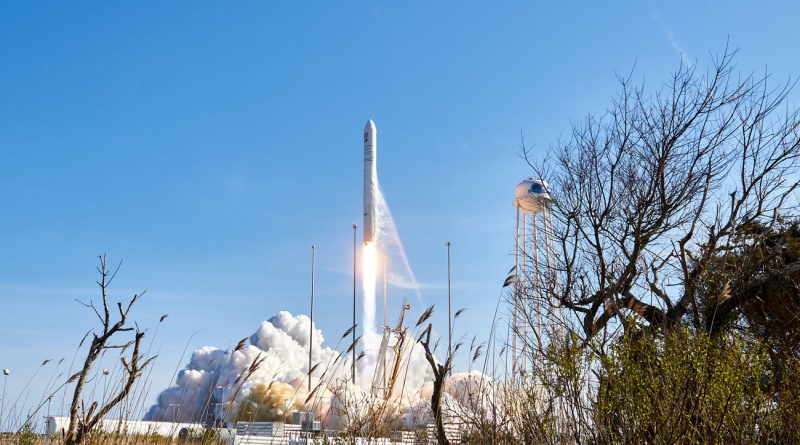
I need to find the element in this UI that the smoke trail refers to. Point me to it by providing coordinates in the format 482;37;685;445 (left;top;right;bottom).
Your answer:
361;185;422;372
376;187;422;302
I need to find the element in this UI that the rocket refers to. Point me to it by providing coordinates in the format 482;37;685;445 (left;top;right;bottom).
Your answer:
363;120;378;245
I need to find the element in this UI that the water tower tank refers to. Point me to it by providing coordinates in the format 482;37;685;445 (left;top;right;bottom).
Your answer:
513;178;552;214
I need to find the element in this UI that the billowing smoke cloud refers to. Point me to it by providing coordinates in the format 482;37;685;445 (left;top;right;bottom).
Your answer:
144;312;493;431
144;312;341;425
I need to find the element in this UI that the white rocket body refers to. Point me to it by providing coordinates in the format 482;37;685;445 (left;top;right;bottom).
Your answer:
364;120;378;244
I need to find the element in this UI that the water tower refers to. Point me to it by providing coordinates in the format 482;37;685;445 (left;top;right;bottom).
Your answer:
511;178;555;374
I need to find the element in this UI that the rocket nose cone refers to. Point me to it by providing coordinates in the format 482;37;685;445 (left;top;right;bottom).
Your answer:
365;120;376;131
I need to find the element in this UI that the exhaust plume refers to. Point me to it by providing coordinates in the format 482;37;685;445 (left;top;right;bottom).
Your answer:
145;312;492;431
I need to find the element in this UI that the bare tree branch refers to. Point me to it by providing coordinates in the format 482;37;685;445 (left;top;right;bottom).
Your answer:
64;256;153;445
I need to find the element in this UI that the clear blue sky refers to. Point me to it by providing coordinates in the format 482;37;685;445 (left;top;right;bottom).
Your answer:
1;1;799;417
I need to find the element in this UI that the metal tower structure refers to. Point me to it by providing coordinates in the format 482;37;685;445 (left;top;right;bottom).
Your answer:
371;298;411;400
511;178;557;375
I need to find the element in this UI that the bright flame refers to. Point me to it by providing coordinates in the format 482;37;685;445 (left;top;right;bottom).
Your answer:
362;242;378;364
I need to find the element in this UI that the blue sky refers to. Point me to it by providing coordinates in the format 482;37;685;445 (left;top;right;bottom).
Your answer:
1;1;799;416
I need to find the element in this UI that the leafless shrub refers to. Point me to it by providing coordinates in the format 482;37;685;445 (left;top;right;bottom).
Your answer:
63;255;155;445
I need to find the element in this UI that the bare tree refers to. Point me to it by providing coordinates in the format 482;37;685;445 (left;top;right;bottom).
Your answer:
524;47;800;347
418;324;452;445
415;304;468;445
64;255;155;445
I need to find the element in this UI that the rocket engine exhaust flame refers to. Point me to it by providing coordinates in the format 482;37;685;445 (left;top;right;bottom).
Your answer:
362;242;379;365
